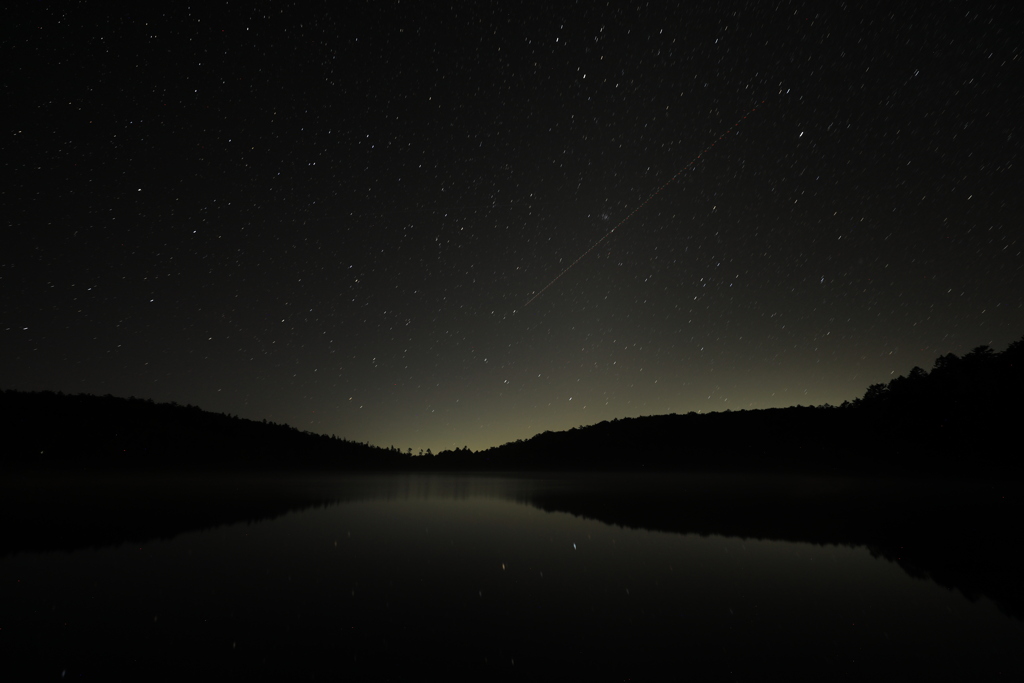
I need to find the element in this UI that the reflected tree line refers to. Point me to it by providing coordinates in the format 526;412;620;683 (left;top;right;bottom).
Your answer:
2;335;1022;475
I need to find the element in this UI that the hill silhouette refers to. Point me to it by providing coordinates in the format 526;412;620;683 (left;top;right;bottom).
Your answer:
3;335;1022;475
432;336;1024;476
0;391;407;472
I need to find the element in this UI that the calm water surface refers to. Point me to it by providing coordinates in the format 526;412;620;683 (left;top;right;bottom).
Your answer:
3;473;1021;680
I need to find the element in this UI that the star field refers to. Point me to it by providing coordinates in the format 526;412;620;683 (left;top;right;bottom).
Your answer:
4;1;1022;453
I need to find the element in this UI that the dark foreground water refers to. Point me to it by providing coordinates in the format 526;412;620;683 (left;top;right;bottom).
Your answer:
2;473;1021;680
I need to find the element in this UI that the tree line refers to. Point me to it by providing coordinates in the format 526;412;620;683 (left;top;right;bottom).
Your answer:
3;335;1021;475
1;391;406;472
426;335;1023;475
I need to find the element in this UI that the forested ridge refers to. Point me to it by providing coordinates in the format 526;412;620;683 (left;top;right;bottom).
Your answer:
448;337;1024;474
1;392;406;471
3;336;1021;475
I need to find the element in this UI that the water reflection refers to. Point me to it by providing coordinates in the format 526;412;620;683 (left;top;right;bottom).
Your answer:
2;473;1021;679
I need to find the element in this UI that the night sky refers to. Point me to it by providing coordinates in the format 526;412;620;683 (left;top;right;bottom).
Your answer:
5;1;1022;453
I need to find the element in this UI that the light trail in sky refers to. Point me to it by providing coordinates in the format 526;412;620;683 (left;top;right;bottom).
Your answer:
520;100;766;310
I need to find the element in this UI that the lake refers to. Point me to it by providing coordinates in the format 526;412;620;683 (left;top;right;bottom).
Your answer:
2;472;1021;680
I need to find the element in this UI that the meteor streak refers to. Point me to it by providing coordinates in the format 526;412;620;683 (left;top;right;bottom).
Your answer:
521;100;766;309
